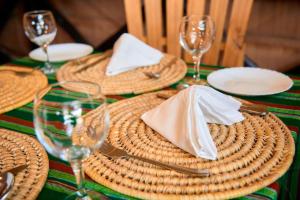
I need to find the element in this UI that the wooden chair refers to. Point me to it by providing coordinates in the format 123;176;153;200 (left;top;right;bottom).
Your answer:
123;0;254;67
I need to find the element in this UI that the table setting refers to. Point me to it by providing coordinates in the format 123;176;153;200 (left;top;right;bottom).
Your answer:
82;87;294;200
0;129;49;200
0;66;48;114
56;33;187;95
0;9;300;200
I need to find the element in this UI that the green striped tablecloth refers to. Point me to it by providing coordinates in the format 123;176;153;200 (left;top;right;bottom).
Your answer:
1;57;299;200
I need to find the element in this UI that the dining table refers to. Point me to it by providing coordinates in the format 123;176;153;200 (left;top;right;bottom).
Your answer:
1;54;299;200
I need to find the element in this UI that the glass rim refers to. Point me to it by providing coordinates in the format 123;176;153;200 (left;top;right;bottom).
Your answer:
24;10;53;17
34;80;105;106
181;15;213;22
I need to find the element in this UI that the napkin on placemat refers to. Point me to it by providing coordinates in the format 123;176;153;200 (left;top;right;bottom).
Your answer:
141;85;244;160
106;33;164;76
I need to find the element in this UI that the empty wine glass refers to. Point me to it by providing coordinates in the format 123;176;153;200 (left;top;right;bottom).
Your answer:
34;81;109;200
23;10;57;74
179;15;215;85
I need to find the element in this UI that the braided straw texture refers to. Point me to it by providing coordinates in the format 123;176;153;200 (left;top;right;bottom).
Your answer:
0;66;48;114
0;128;49;200
82;90;295;200
56;54;187;95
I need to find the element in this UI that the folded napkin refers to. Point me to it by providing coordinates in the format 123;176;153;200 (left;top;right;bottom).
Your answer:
141;85;244;160
106;33;164;76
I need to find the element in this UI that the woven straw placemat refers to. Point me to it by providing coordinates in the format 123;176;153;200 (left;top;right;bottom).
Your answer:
56;53;187;95
0;128;49;200
0;66;48;114
82;90;295;200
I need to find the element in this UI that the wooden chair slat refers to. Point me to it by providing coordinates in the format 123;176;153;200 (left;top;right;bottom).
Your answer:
166;0;184;56
124;0;254;67
222;0;254;67
124;0;144;41
237;44;246;66
204;0;229;65
187;0;205;16
145;0;163;50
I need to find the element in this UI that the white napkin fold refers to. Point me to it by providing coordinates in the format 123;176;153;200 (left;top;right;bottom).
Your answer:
141;85;244;160
106;33;164;76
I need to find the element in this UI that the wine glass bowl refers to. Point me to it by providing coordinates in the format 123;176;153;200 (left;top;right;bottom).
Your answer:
34;81;109;199
23;10;57;74
179;15;215;83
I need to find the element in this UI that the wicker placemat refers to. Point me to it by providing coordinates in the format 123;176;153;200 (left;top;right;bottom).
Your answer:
0;128;49;200
0;66;48;114
56;53;187;95
82;90;295;200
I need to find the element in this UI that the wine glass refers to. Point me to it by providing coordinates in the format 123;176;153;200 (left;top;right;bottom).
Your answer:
33;81;109;200
179;15;215;85
23;10;57;74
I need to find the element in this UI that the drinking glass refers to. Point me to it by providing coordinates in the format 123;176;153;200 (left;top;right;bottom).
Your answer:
23;10;57;74
179;15;215;84
34;81;109;200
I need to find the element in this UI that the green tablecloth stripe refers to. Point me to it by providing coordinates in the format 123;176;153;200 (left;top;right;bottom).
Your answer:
11;57;64;68
275;107;300;200
293;79;300;87
252;187;277;200
46;170;135;200
234;197;252;200
289;132;300;200
5;101;300;126
27;97;300;116
273;114;300;125
279;173;291;200
2;104;300;135
278;131;297;200
16;105;36;113
0;120;34;135
269;108;300;116
238;95;300;106
4;109;33;121
38;183;73;200
234;186;277;200
9;58;300;93
48;74;57;83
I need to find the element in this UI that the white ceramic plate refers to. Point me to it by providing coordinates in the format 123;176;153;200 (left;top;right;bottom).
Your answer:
29;43;93;62
207;67;293;96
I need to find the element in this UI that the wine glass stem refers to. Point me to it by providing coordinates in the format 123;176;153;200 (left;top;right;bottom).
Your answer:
42;44;51;70
70;159;88;198
192;53;203;81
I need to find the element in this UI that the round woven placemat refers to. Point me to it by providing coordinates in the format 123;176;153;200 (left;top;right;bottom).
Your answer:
0;128;49;200
56;53;187;95
0;66;48;114
83;90;295;200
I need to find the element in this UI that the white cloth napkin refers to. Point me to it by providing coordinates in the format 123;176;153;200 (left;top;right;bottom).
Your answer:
141;85;244;160
106;33;164;76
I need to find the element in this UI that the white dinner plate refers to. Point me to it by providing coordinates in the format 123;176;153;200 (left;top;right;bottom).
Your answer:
29;43;93;62
207;67;293;96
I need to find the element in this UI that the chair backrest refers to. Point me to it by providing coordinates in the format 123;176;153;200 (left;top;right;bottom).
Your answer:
123;0;253;67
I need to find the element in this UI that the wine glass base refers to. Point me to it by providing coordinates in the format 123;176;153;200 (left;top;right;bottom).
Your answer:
176;77;208;91
41;66;56;74
184;77;208;86
64;190;109;200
